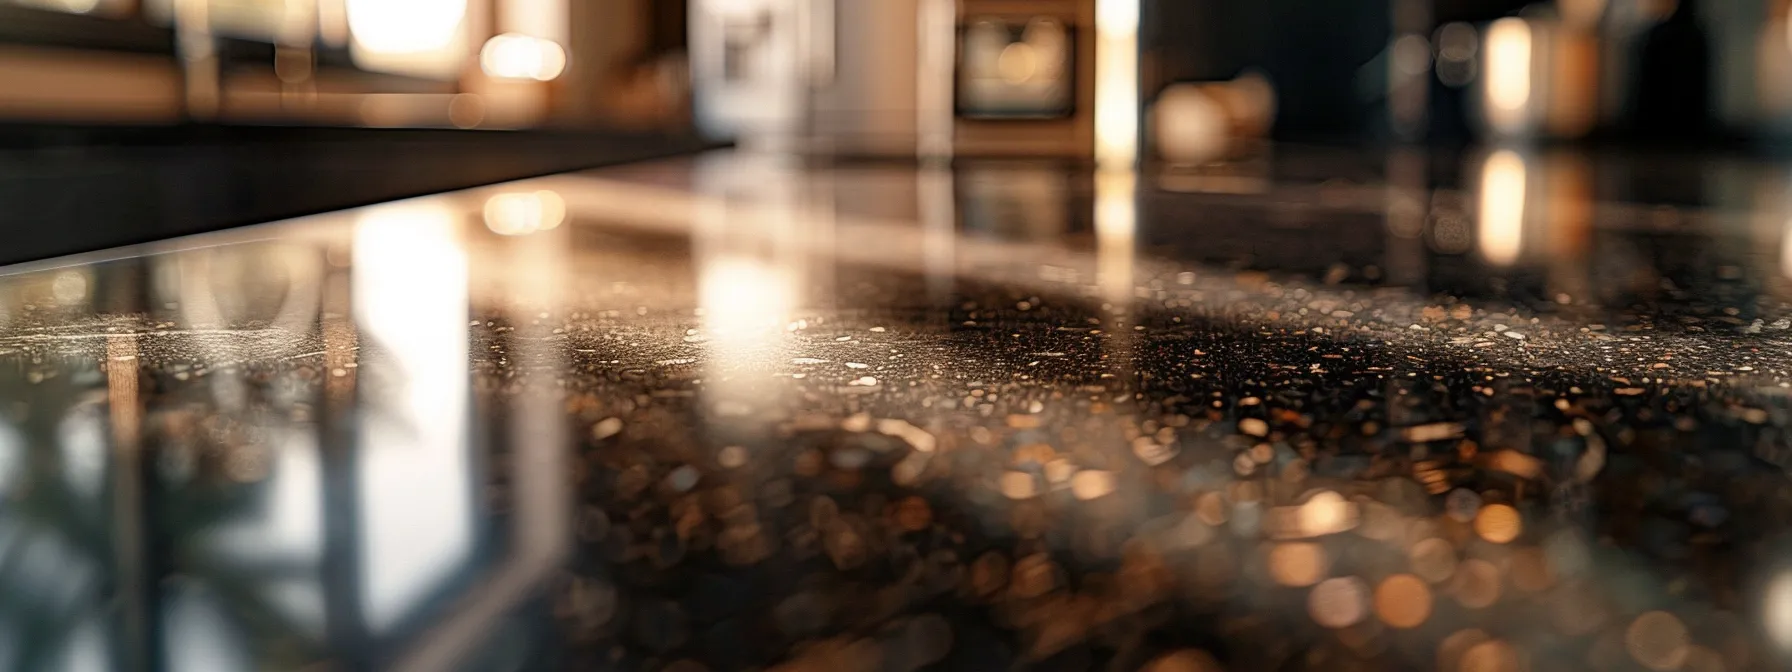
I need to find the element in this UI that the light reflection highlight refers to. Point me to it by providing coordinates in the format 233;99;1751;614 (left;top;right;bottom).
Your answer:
1095;170;1137;304
351;201;475;631
1779;212;1792;282
693;155;811;420
484;190;567;235
1767;571;1792;651
1478;150;1527;266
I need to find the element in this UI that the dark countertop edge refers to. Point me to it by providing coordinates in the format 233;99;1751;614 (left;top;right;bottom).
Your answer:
0;128;724;268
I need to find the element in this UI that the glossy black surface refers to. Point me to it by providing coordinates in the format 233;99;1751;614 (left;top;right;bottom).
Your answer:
6;148;1792;671
0;125;713;266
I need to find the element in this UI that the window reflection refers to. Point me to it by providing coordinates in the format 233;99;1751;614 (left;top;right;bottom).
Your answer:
351;201;475;632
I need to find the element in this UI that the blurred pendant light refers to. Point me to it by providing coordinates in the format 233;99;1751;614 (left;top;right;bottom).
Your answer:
480;33;567;81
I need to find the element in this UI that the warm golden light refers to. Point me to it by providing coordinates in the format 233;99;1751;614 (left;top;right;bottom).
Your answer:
1779;216;1792;282
1095;0;1140;168
480;33;568;81
1561;0;1608;29
1769;572;1792;651
484;190;567;236
1307;577;1369;628
1095;170;1136;305
1439;629;1493;672
1483;18;1532;133
1373;574;1432;628
1298;490;1358;537
701;255;796;346
1152;85;1228;165
1141;650;1221;672
996;42;1040;84
1071;469;1116;500
346;0;467;53
1478;150;1527;266
1267;542;1327;587
1473;503;1522;543
1460;639;1522;672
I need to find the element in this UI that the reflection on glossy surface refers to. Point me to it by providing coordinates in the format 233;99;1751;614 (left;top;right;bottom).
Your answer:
352;202;474;632
483;189;567;236
1477;149;1527;266
16;148;1792;669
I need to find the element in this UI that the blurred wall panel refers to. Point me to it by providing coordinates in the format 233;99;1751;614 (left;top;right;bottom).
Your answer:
567;0;645;125
809;0;921;155
0;45;182;121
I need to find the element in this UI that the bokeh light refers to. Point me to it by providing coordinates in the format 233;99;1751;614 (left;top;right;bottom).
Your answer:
1626;610;1690;671
480;33;568;82
1267;542;1327;587
1373;574;1432;628
1308;577;1369;628
1473;503;1522;543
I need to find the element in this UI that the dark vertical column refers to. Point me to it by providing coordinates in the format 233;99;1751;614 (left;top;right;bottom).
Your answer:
318;265;370;669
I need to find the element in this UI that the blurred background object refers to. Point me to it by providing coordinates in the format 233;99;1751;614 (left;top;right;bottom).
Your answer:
8;0;1790;153
0;0;699;128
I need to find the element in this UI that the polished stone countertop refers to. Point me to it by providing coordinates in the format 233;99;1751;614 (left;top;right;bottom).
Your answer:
4;148;1792;671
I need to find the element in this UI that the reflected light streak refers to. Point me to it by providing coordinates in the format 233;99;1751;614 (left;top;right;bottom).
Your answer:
694;156;805;373
484;190;567;235
1095;0;1140;169
1780;213;1792;282
352;201;474;631
1478;150;1527;267
1096;171;1137;303
919;166;956;303
1483;18;1532;134
1768;571;1792;651
394;191;572;672
693;155;810;424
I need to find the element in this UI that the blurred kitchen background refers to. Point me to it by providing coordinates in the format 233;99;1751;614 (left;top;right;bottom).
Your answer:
0;0;1782;151
4;0;1788;273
